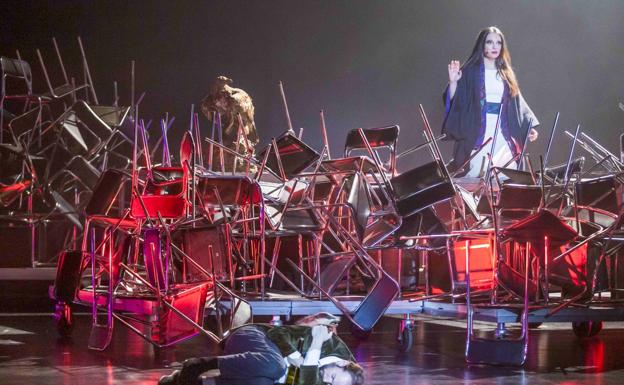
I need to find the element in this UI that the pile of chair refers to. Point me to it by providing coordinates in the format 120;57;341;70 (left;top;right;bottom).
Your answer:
43;80;469;349
0;37;133;267
10;38;622;362
421;119;624;365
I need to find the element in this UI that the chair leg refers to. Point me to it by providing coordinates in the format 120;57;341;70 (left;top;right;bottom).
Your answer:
268;237;282;288
88;227;115;351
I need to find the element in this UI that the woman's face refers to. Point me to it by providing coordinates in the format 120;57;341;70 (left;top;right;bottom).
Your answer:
483;32;503;60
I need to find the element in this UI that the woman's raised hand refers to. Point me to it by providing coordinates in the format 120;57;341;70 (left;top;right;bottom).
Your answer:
448;60;462;83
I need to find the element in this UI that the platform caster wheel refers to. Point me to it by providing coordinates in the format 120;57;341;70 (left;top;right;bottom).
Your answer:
528;322;543;329
572;321;602;338
397;323;413;353
54;302;74;337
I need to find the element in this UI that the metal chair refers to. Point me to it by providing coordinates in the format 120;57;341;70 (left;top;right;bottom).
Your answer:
0;55;51;143
36;38;91;102
465;237;530;366
289;208;400;332
256;130;321;181
391;161;457;218
196;175;267;293
344;125;399;176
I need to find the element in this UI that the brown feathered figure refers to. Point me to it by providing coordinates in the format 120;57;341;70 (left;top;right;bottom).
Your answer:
201;76;259;172
201;75;259;147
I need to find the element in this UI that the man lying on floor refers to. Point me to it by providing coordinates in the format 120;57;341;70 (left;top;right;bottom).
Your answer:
158;312;364;385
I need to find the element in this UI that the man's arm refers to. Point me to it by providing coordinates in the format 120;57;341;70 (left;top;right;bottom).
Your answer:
297;325;332;385
266;326;300;356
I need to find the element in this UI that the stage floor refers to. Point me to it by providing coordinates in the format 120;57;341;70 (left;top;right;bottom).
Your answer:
2;308;624;385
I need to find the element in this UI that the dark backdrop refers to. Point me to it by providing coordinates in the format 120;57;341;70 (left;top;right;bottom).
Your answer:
2;0;623;170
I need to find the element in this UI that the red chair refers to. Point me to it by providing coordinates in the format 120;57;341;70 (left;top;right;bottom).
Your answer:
130;166;188;219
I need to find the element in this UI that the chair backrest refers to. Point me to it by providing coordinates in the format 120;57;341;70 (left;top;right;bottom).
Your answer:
495;168;534;185
280;207;323;231
73;101;113;139
351;270;399;331
8;107;41;144
545;156;584;181
88;105;130;128
496;184;542;211
391;161;455;217
50;190;82;230
396;207;449;247
575;175;621;227
256;131;320;180
180;131;194;168
130;166;188;219
143;228;165;289
362;213;401;248
502;209;578;247
344;125;399;152
319;257;356;294
0;143;25;179
344;173;372;239
144;167;186;195
59;112;104;156
47;155;102;198
64;155;102;190
197;175;262;207
344;125;399;174
1;56;32;95
321;156;378;174
391;161;444;200
85;169;129;217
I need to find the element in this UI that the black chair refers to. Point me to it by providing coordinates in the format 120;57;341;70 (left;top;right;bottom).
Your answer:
36;38;91;102
344;125;399;176
1;55;51;144
574;175;621;229
544;157;585;182
256;131;321;181
391;161;456;217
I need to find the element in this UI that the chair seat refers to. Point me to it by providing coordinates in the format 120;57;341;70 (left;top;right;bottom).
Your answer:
321;156;378;174
502;209;577;247
44;83;89;99
351;270;399;331
89;215;138;229
395;182;455;217
197;175;262;206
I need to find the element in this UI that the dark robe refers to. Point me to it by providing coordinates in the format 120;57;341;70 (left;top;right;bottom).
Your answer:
442;64;539;175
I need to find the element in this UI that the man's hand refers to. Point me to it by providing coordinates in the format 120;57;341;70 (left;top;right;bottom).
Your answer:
310;325;332;349
287;354;304;368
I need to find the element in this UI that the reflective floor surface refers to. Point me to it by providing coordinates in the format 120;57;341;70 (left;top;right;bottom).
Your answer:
2;304;624;385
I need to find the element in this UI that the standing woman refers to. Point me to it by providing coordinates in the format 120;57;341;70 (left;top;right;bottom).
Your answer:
442;26;539;177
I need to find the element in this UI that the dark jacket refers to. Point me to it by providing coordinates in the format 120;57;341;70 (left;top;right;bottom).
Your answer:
442;64;539;174
232;324;354;385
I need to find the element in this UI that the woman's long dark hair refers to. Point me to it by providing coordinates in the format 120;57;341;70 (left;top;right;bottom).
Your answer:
463;26;520;96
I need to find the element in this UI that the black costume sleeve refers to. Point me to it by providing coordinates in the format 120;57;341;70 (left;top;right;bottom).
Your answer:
266;326;300;356
506;91;540;147
443;65;483;141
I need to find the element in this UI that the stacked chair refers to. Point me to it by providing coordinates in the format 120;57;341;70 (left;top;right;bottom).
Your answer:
11;37;620;362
